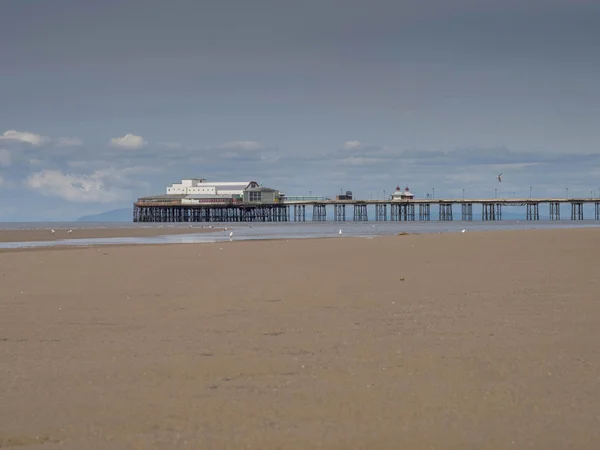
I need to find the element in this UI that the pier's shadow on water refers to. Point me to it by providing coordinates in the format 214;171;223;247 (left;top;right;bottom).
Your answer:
1;220;599;250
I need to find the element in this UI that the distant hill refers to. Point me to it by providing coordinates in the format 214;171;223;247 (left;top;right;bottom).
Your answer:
76;208;132;222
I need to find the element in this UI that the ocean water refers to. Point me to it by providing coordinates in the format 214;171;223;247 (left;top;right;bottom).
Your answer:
1;220;599;249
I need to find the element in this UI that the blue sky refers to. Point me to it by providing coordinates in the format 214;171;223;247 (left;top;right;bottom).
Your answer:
1;0;599;220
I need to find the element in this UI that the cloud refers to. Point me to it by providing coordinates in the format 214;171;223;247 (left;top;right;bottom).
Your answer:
26;170;121;203
0;130;47;146
218;140;263;151
341;156;387;166
109;133;147;150
55;137;83;147
25;167;154;203
0;149;11;167
0;130;84;150
337;140;392;157
342;140;362;150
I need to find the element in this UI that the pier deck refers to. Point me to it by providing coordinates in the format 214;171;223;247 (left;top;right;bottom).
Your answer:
133;197;600;223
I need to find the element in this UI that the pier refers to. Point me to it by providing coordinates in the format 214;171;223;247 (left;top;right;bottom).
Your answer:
133;197;600;223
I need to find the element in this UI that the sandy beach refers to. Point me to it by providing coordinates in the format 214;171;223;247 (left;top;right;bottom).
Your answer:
2;228;600;449
0;226;221;243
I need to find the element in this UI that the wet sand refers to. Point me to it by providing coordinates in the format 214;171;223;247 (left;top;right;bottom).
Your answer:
0;226;220;243
1;228;600;449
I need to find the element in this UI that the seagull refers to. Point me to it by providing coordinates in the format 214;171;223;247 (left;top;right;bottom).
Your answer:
68;229;72;234
497;173;502;183
461;229;466;233
189;224;192;228
338;229;343;235
51;229;55;234
229;231;233;238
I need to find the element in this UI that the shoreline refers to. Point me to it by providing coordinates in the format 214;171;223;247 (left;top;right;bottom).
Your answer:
0;233;391;253
0;226;223;243
0;226;589;253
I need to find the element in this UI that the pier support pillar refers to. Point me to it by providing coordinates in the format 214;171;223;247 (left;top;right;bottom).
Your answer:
392;203;415;221
549;202;560;220
461;203;473;221
570;202;584;220
439;203;453;221
273;205;289;222
482;203;502;221
596;202;600;220
312;204;327;221
294;205;306;222
418;203;430;221
526;203;540;220
405;203;415;221
334;204;346;222
353;204;368;221
375;204;387;221
391;203;399;221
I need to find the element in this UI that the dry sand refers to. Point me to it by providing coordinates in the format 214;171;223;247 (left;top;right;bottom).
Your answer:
0;226;220;243
1;228;600;449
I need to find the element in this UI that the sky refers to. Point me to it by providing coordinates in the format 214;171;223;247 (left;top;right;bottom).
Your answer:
1;0;599;220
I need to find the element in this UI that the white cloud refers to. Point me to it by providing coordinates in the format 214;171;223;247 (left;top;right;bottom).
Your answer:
260;154;280;163
26;169;128;203
55;137;83;147
109;133;147;150
342;140;362;150
0;149;11;167
342;156;386;166
218;140;263;150
0;130;84;148
0;130;47;146
25;165;159;203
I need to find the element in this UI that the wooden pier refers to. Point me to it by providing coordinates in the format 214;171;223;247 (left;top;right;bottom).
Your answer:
133;197;600;223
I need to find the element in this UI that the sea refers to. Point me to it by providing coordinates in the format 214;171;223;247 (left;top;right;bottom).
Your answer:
1;219;599;249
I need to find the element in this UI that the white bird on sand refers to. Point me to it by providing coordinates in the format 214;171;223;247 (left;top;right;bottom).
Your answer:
338;229;343;235
229;231;233;238
51;229;55;234
68;229;72;234
189;224;192;228
461;229;466;233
